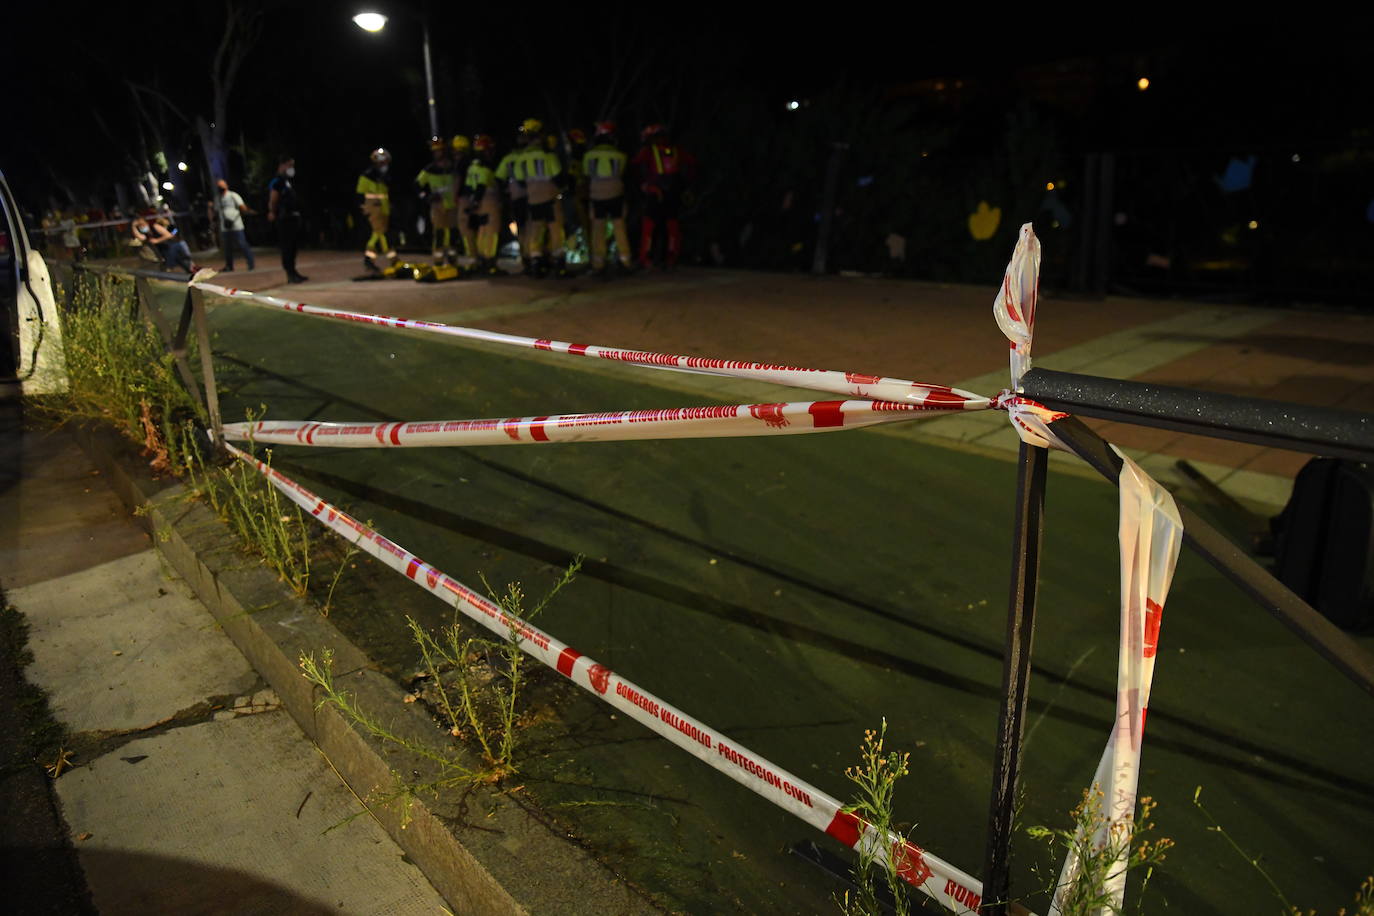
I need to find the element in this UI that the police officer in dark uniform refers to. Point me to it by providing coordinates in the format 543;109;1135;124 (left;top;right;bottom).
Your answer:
267;155;308;283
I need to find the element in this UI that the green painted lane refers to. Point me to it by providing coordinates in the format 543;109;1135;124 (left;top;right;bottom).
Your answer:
159;287;1374;914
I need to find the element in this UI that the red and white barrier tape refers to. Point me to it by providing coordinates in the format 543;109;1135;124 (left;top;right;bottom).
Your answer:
188;275;990;412
991;226;1186;913
1048;450;1182;915
990;224;1069;451
223;441;994;914
221;399;959;449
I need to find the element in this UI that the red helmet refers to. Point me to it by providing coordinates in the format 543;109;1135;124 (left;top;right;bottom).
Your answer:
593;120;616;138
473;134;494;152
640;123;667;142
428;136;444;153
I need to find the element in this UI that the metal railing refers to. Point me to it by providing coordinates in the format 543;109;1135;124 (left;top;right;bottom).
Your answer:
980;373;1374;915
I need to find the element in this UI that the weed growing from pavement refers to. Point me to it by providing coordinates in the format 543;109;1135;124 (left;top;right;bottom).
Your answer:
1025;787;1172;915
835;719;914;916
299;561;581;825
37;273;198;473
176;411;315;596
299;648;490;829
1192;787;1374;916
320;539;362;616
410;561;582;776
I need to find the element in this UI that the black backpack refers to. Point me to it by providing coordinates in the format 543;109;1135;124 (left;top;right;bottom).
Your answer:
1272;458;1374;631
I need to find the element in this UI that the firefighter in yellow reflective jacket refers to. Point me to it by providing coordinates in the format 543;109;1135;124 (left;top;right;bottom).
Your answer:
356;148;397;273
465;134;504;274
451;135;477;264
583;121;634;276
521;119;567;277
495;123;532;268
415;138;460;266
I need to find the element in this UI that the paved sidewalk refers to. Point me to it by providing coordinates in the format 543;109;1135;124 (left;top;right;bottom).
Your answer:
0;411;450;915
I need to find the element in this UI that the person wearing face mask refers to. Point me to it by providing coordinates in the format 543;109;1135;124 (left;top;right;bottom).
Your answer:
267;156;308;283
214;178;256;272
356;147;398;275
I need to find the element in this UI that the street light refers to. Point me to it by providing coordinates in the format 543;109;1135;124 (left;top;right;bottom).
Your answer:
352;11;387;31
352;9;439;138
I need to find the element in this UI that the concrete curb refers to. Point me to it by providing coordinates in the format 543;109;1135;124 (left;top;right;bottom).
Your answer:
70;422;659;916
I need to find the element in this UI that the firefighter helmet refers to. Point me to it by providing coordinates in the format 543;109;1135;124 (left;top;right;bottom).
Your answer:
370;148;392;166
428;136;444;153
593;121;616;138
450;134;471;153
521;118;543;135
473;134;494;152
640;124;668;143
567;127;587;146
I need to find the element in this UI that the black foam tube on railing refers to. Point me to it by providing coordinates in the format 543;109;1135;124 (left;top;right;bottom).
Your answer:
1019;367;1374;462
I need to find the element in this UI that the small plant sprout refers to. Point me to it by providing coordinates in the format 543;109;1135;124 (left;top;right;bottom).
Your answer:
1026;787;1172;915
836;719;916;916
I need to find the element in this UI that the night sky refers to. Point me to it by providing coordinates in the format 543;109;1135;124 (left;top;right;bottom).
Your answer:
4;6;1370;219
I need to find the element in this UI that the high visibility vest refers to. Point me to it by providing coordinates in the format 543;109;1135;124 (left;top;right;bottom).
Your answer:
522;149;561;182
466;161;495;192
416;164;458;207
356;171;391;215
584;145;627;200
495;151;527;198
584;145;626;179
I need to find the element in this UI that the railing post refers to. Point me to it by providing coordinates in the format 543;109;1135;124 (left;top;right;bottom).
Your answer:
982;440;1048;915
190;286;222;444
134;277;206;413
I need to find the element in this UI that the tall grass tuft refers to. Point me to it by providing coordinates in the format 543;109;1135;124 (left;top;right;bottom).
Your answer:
836;719;915;916
299;561;581;824
1026;788;1173;915
177;414;313;595
42;272;197;474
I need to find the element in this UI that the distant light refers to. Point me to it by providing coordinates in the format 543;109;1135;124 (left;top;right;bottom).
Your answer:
161;181;175;190
786;100;800;111
1248;220;1259;230
1051;220;1061;229
508;221;518;235
352;11;387;32
920;150;929;158
177;161;189;172
1291;153;1301;163
1046;181;1055;191
1137;77;1150;91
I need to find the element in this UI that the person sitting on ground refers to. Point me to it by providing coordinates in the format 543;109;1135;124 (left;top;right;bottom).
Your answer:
144;215;196;273
129;213;165;264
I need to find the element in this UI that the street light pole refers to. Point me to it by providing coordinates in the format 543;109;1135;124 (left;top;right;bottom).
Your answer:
353;9;440;137
420;18;438;137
